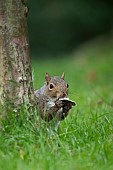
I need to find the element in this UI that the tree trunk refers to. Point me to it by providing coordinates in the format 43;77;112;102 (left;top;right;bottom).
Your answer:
0;0;35;114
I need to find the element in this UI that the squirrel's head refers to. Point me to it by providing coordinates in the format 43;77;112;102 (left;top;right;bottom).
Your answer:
45;73;69;100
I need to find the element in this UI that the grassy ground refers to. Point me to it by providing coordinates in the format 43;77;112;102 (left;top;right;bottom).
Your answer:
0;38;113;170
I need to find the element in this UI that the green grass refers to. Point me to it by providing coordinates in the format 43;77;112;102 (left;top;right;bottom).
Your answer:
0;38;113;170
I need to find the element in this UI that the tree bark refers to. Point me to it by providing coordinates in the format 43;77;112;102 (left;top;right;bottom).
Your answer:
0;0;35;114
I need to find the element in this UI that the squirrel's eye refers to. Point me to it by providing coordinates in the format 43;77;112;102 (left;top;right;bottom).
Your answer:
67;84;69;88
49;83;54;89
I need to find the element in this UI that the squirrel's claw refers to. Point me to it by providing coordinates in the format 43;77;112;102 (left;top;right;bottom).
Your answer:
55;99;64;108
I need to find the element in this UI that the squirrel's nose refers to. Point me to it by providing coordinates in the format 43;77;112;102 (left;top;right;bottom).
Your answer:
62;92;67;98
57;92;67;98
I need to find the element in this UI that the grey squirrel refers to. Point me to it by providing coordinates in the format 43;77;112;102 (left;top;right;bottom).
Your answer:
35;73;76;121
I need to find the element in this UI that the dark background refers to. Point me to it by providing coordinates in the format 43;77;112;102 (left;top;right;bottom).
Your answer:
28;0;113;57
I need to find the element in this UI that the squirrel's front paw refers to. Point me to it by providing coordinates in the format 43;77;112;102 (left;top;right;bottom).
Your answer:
55;99;63;108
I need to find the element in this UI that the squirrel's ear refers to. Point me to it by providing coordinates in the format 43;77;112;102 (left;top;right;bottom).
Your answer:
45;73;51;84
61;72;65;79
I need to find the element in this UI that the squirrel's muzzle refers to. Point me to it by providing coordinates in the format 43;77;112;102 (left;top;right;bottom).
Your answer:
57;91;67;99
